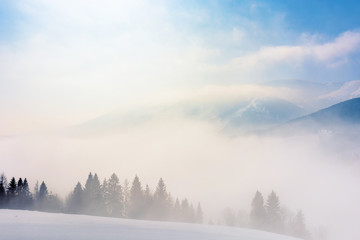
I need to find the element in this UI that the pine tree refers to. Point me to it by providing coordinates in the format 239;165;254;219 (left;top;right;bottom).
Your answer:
223;207;236;226
22;178;32;209
292;210;310;239
153;178;169;220
83;173;105;216
34;181;40;201
0;178;6;208
250;191;267;230
0;173;7;187
0;172;8;208
67;182;84;214
34;181;48;211
122;179;130;218
105;173;123;217
16;178;24;209
266;191;283;233
172;198;181;222
189;204;196;223
143;184;153;219
39;181;48;200
195;203;203;224
180;198;190;222
129;175;144;219
7;177;17;208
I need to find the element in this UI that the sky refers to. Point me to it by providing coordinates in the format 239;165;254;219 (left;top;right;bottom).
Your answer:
1;0;360;134
1;1;360;239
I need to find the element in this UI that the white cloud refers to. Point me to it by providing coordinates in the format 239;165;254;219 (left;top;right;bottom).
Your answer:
231;31;360;69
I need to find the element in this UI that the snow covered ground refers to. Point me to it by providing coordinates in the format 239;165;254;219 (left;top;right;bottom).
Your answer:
0;209;301;240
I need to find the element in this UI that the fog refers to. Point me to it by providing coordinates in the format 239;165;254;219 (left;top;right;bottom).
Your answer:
1;1;360;239
1;111;359;240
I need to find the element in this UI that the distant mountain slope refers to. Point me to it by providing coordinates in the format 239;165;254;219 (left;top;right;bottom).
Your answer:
295;97;360;125
0;210;301;240
69;98;304;136
319;80;360;102
218;98;304;127
273;98;360;136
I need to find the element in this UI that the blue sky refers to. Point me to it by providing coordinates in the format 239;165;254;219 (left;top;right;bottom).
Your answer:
1;0;360;133
173;0;360;35
2;1;360;42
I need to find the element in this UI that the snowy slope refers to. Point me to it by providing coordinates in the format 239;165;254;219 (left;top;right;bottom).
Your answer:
319;80;360;102
0;210;301;240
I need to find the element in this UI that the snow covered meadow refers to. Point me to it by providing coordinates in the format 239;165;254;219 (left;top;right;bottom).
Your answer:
0;209;301;240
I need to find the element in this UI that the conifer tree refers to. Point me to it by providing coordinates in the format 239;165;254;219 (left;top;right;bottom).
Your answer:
101;178;108;214
180;198;190;222
84;173;104;216
34;181;48;211
0;172;8;208
196;203;203;224
266;191;283;233
172;198;181;221
39;181;48;200
129;175;144;219
67;182;84;214
0;173;7;187
33;181;39;201
122;179;130;218
22;178;32;209
189;204;196;223
0;178;6;208
143;184;153;219
250;191;267;230
105;173;123;217
153;178;169;220
292;210;310;239
223;207;236;226
7;177;17;208
17;178;23;191
16;178;24;209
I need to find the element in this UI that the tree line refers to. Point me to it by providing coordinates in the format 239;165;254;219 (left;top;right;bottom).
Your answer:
220;190;312;240
1;172;313;239
0;172;203;224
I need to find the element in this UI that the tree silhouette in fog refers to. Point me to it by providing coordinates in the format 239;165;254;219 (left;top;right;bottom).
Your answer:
0;172;312;239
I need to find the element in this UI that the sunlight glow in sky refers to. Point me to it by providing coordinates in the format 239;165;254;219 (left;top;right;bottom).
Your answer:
1;0;360;135
1;3;360;239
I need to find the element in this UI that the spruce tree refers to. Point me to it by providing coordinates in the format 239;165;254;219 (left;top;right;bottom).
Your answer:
122;179;130;218
153;178;169;220
33;181;40;201
7;177;17;208
172;198;181;222
39;181;48;200
0;178;6;208
195;203;203;224
266;191;283;233
129;175;144;219
250;191;267;230
84;173;105;216
180;198;190;222
67;182;84;214
16;178;24;209
292;210;310;239
105;173;123;217
0;173;8;208
0;173;7;187
189;204;196;223
143;184;153;219
22;178;32;209
34;181;48;210
223;207;236;226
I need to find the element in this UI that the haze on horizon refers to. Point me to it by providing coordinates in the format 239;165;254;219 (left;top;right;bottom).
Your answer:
1;1;360;240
